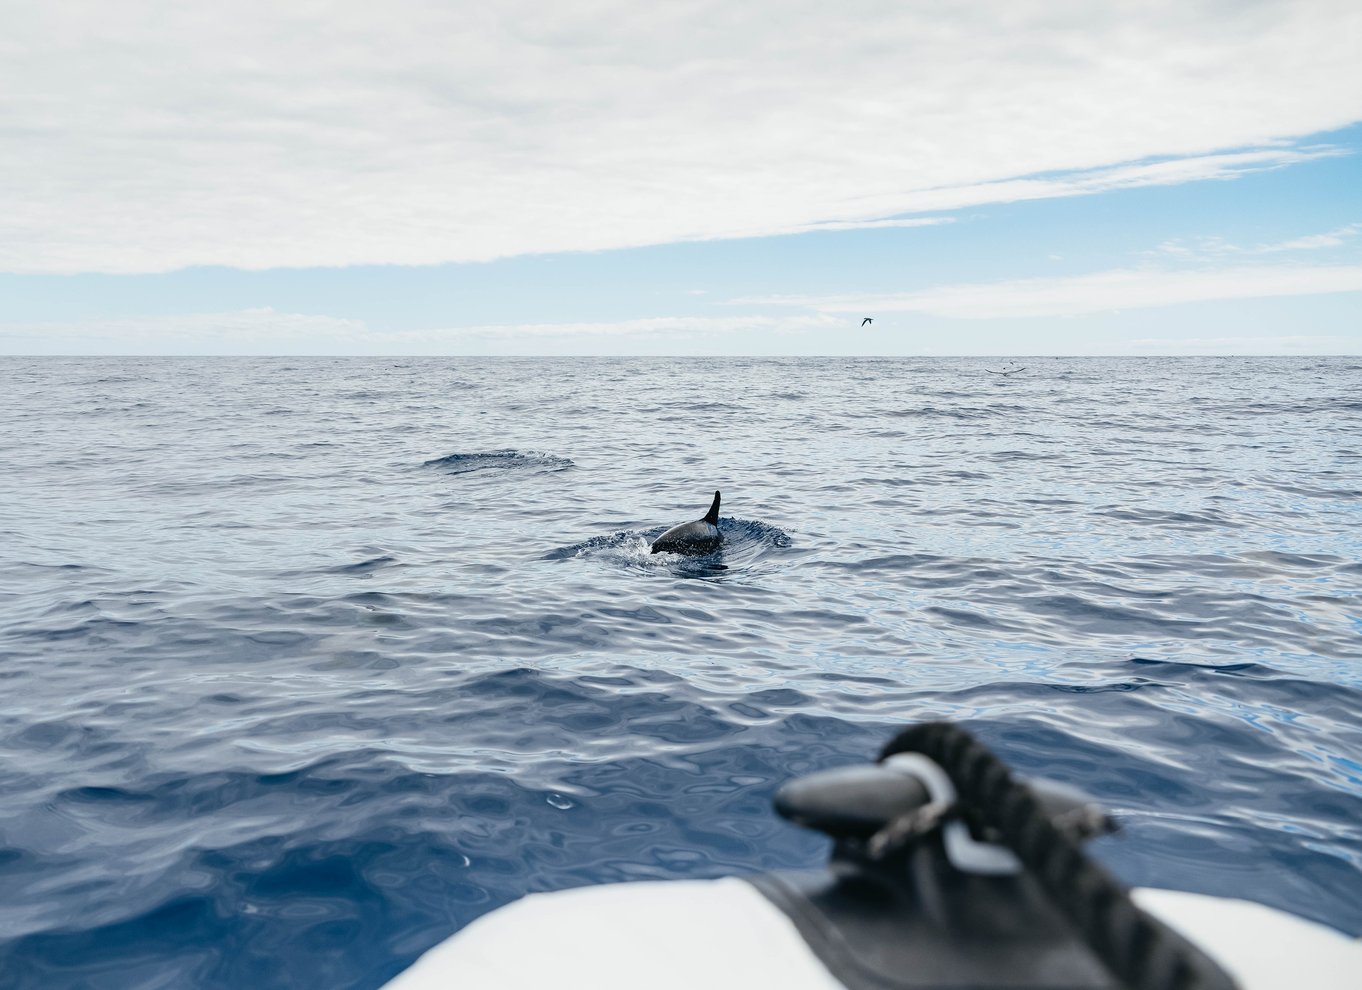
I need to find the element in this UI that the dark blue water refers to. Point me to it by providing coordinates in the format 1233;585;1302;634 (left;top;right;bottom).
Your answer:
2;356;1360;988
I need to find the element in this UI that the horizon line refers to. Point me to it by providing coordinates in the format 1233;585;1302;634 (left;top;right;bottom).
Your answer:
5;353;1357;360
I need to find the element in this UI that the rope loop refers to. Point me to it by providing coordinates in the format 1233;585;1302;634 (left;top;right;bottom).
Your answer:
878;722;1238;990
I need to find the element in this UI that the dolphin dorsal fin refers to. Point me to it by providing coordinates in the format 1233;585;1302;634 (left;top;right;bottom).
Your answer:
703;490;721;525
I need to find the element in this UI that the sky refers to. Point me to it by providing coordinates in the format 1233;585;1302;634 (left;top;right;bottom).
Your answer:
2;0;1360;356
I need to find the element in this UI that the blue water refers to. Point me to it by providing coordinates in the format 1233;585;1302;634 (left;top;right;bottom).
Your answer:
1;356;1360;988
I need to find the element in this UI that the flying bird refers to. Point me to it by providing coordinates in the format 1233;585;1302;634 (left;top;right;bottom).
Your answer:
861;317;873;326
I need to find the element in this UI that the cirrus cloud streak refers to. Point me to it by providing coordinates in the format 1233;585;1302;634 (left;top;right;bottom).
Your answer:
0;310;841;355
746;264;1362;320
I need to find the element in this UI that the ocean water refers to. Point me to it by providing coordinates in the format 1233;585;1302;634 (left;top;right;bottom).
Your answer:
1;355;1360;988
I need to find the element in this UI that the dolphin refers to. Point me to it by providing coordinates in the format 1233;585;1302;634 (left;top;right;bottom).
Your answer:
650;491;722;555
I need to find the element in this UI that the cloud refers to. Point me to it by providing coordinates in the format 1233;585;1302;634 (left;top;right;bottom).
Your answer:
794;217;956;233
848;146;1348;220
746;263;1362;319
1155;223;1362;258
1268;226;1362;251
1118;335;1357;355
438;315;830;339
2;1;1361;274
0;308;839;354
0;309;371;353
4;303;1355;356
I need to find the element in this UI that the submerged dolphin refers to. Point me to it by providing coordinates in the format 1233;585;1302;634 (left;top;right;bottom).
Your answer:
650;491;722;555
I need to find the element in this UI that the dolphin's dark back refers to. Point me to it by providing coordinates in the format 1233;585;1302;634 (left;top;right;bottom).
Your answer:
650;491;723;555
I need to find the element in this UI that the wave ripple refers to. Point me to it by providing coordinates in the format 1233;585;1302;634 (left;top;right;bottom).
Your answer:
1;356;1360;989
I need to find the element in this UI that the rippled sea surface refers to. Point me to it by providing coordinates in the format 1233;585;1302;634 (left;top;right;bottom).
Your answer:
2;356;1360;987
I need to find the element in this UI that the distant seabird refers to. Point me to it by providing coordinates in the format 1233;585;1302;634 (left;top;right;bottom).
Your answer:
861;317;873;326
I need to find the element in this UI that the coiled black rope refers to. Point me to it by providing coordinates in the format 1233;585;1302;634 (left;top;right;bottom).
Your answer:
879;722;1239;990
